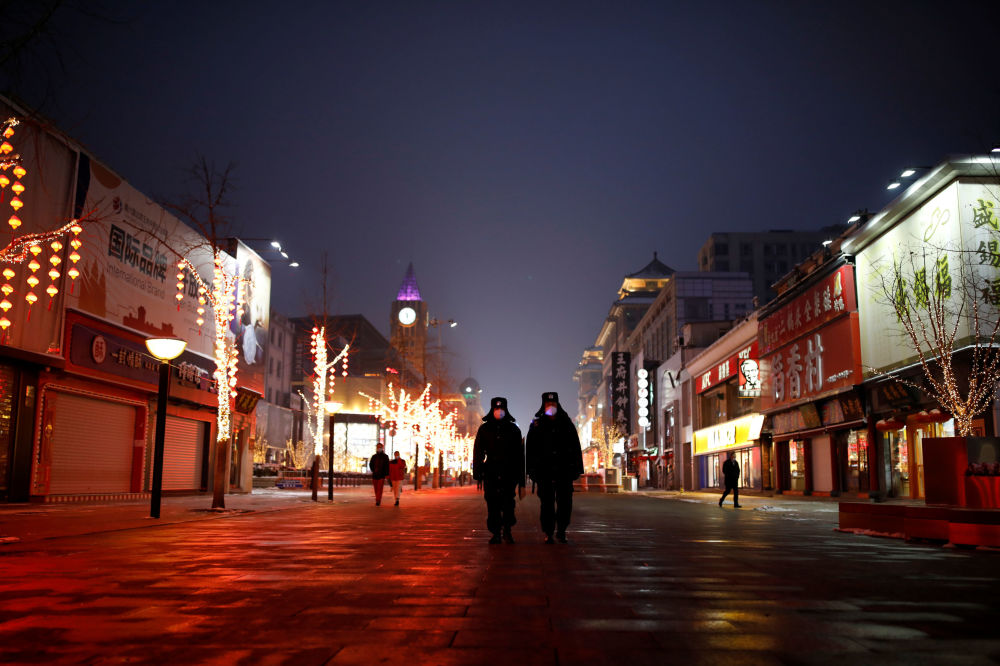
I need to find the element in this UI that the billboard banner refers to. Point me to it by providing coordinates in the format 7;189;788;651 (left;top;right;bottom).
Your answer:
66;157;218;358
65;158;270;395
855;182;1000;373
228;240;270;395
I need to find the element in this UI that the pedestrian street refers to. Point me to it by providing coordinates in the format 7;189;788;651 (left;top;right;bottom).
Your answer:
0;487;998;665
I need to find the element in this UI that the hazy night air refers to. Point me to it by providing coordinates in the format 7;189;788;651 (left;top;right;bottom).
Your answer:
9;0;1000;423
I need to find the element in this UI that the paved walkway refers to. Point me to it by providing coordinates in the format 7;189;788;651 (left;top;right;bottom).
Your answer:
1;486;998;665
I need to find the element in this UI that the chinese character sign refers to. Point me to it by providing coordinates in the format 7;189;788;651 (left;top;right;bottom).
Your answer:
611;352;631;435
66;159;219;358
758;266;855;357
760;314;862;411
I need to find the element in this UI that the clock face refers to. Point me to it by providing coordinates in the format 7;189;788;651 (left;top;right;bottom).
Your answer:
398;306;417;326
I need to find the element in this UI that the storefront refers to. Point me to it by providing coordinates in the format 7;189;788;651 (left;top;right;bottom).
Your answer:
30;311;221;500
693;414;765;490
868;380;960;499
759;264;866;497
847;175;1000;499
768;390;869;496
0;359;39;501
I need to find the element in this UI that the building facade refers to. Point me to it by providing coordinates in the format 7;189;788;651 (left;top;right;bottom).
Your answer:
698;228;839;306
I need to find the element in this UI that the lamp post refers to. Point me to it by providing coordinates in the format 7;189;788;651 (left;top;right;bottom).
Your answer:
145;337;188;519
325;401;342;501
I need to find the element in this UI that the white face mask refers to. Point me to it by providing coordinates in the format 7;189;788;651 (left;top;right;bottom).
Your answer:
544;405;557;416
493;408;505;420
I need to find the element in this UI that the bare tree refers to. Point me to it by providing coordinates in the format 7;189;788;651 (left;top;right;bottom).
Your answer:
161;156;246;509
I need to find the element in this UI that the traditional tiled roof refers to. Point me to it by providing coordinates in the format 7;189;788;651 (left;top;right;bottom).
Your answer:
625;252;674;279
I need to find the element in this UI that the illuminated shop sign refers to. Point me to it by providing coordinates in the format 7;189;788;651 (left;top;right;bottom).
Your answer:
697;341;759;395
760;314;862;412
758;265;856;357
693;414;764;455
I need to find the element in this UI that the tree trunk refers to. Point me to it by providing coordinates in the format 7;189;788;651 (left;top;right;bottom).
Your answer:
212;435;230;509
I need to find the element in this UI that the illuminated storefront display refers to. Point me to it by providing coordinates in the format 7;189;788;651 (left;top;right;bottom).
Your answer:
693;414;765;455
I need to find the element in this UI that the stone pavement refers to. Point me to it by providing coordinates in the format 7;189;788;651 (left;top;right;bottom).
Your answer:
1;485;999;665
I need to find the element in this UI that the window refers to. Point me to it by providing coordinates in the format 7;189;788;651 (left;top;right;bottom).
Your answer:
715;243;729;256
741;243;752;257
715;260;729;271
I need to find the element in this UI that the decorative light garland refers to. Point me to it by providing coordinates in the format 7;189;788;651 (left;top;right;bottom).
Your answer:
360;383;471;472
0;117;86;333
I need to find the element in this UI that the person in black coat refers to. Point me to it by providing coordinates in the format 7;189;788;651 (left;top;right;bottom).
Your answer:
473;397;525;544
526;391;584;544
368;443;390;506
719;450;741;508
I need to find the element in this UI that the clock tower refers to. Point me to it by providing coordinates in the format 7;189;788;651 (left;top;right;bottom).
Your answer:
390;263;428;385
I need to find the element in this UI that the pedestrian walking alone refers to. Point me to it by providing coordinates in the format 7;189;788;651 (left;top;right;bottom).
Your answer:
472;397;525;544
719;450;741;508
369;443;390;506
388;450;407;507
526;392;584;544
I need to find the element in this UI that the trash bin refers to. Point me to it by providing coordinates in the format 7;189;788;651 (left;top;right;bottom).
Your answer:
623;475;637;492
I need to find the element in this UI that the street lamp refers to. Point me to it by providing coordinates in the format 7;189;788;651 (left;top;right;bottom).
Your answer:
325;401;343;500
145;337;188;519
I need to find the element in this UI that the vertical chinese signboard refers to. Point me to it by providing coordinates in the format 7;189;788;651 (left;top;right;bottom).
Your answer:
759;265;863;411
611;352;631;435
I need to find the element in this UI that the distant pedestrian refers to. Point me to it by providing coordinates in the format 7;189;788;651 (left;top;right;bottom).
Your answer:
719;451;741;508
369;443;390;506
526;392;584;544
473;397;525;544
388;450;407;507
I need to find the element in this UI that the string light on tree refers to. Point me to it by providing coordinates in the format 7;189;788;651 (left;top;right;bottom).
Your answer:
297;326;349;459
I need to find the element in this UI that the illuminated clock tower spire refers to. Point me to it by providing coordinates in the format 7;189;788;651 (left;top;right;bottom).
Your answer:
390;263;428;386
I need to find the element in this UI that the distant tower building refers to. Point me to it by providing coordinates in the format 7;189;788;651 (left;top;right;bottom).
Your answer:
698;228;838;305
390;263;428;387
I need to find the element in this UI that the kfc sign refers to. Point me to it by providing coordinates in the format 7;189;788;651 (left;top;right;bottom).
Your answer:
697;341;758;395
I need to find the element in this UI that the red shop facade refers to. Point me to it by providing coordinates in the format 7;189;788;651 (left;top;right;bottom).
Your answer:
758;264;872;498
30;310;224;500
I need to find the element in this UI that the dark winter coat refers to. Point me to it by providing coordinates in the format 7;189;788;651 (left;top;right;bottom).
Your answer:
722;458;740;487
472;414;525;487
369;451;390;480
525;408;584;483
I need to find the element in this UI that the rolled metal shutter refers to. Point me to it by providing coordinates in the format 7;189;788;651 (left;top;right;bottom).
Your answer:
162;416;205;491
50;392;135;495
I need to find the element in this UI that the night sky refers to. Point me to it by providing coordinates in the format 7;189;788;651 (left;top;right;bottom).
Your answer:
6;1;1000;424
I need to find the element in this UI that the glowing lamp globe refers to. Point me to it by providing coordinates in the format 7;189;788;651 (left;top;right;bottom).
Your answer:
145;337;187;361
325;401;343;414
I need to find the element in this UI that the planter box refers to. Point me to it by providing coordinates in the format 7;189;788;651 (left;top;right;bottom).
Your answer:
923;437;1000;508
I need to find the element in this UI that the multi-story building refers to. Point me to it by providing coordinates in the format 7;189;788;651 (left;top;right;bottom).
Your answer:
254;310;296;463
0;96;265;501
698;228;840;306
621;271;754;483
686;314;763;493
